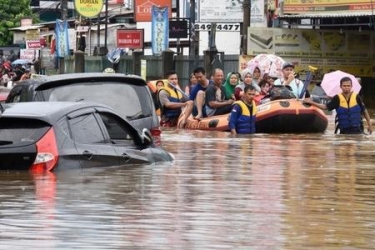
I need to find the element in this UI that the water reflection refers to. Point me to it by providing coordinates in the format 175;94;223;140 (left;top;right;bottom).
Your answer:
1;127;375;249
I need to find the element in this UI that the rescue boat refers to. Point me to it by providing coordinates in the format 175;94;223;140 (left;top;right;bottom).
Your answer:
178;99;329;133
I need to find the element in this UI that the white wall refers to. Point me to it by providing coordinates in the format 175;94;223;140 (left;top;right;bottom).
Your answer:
137;22;243;55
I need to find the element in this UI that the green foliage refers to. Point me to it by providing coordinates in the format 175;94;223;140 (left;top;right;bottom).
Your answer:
0;0;40;45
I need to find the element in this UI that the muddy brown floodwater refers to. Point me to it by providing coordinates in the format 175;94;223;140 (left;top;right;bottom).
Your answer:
1;114;375;249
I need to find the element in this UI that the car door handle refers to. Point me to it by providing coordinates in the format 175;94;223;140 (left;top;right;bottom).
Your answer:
121;153;130;162
82;150;93;160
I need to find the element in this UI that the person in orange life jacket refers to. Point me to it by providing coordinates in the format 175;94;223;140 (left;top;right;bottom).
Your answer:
274;62;310;98
229;85;257;135
205;68;235;117
304;76;372;134
158;71;194;128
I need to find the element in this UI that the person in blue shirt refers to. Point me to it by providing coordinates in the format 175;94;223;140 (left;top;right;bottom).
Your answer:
190;67;212;120
229;85;257;135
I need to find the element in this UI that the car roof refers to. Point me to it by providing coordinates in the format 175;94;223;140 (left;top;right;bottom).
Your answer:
1;101;115;124
15;73;147;90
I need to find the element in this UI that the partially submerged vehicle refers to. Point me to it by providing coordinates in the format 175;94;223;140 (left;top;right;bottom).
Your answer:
5;73;162;143
0;102;173;171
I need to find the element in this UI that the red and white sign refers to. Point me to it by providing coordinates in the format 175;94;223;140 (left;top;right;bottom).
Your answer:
26;40;41;49
20;49;37;61
117;29;144;49
135;0;171;22
108;0;123;4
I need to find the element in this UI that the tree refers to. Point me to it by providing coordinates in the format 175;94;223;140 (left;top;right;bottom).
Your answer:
0;0;39;45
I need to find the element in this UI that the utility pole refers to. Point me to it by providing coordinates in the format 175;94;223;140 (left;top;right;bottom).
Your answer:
104;0;108;50
242;0;251;55
176;0;180;54
189;0;196;74
60;0;68;74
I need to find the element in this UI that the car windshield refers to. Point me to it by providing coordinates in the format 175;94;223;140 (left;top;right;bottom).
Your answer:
0;118;50;145
36;82;154;119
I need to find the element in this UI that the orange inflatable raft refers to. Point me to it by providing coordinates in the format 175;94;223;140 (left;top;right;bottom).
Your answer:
178;99;329;133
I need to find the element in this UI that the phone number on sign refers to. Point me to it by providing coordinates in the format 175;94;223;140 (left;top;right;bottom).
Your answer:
194;23;240;32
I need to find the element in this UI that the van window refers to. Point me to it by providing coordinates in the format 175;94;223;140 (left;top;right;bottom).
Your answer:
44;82;153;120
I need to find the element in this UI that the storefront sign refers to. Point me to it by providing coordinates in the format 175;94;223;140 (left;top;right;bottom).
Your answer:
283;0;375;15
135;0;172;22
20;49;38;61
25;29;40;41
117;29;144;49
74;0;104;18
247;27;374;76
169;20;188;39
198;0;265;23
151;6;169;56
26;41;41;49
55;19;70;57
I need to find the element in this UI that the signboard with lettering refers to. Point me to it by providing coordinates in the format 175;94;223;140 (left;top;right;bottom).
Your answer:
194;23;241;32
25;30;41;50
169;20;188;39
247;27;374;77
151;6;169;55
135;0;172;22
198;0;265;23
74;0;104;18
116;29;144;49
283;0;375;15
25;29;40;41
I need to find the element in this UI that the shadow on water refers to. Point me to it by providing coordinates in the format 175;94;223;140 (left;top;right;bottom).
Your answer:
1;120;375;249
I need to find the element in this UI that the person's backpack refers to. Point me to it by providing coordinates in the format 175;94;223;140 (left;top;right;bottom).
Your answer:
269;85;296;101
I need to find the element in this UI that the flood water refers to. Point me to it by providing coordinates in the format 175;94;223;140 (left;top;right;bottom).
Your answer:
1;114;375;249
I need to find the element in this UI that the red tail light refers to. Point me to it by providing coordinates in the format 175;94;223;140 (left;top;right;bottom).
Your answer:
30;128;59;173
150;127;162;146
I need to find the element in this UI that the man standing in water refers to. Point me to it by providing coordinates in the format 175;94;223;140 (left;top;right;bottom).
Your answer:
304;76;372;134
229;85;257;135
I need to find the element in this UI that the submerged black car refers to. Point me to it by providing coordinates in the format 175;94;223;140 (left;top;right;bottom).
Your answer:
5;73;162;144
0;102;173;172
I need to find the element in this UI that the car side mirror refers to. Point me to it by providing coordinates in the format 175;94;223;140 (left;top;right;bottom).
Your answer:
141;128;153;146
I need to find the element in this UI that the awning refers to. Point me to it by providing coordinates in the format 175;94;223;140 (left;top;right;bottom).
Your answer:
9;24;46;31
89;23;136;31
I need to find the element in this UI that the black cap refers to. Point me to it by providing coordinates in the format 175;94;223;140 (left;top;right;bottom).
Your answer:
282;62;295;70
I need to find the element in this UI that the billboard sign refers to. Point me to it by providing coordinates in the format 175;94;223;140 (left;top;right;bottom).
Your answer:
283;0;375;15
198;0;265;23
135;0;172;22
117;29;144;49
74;0;104;18
247;27;374;76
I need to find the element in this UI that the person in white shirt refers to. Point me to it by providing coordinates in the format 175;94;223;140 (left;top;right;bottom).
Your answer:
274;62;309;98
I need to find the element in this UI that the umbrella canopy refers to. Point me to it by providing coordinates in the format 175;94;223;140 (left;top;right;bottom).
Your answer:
247;54;285;78
321;70;361;97
11;59;31;65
